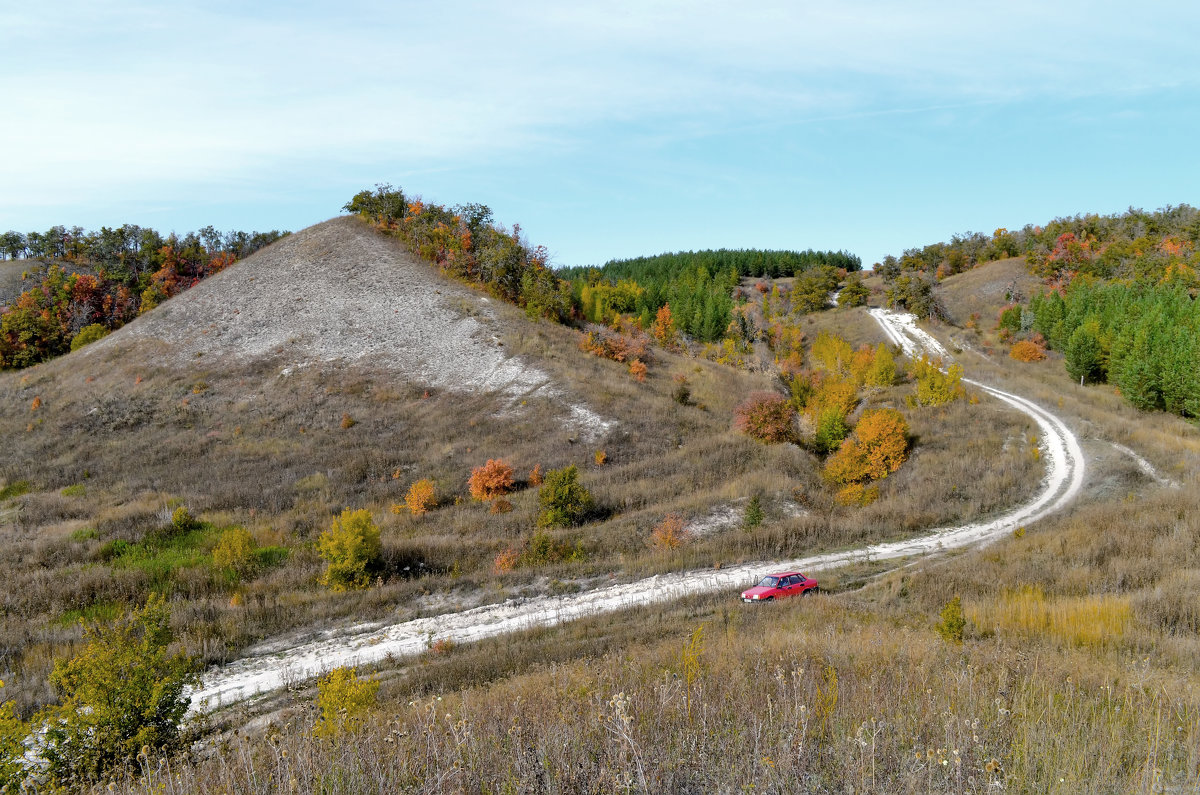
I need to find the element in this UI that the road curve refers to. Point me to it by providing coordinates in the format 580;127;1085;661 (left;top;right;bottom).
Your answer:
190;309;1085;712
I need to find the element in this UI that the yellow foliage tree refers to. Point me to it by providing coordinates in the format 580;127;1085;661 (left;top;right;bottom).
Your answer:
824;408;910;486
653;304;677;347
910;355;965;406
811;331;854;376
212;526;256;575
318;509;382;591
315;667;379;739
403;478;437;516
805;375;857;420
864;344;897;387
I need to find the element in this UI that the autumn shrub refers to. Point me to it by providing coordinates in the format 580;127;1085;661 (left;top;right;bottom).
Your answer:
171;505;196;534
863;344;897;387
811;331;854;376
733;391;796;443
936;596;966;644
317;508;382;591
403;478;437;516
579;324;649;364
1009;338;1047;362
492;547;520;574
804;374;857;420
835;482;879;506
35;595;196;786
212;526;256;576
469;459;514;502
490;498;513;514
628;358;647;382
315;667;379;739
824;408;909;487
652;304;678;347
0;683;25;790
650;513;689;550
528;464;544;486
909;355;965;406
537;465;595;528
340;413;356;429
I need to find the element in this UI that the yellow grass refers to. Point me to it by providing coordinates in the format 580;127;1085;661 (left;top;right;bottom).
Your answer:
968;585;1131;647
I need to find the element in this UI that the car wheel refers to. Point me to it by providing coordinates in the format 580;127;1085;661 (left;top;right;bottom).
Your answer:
764;596;774;602
802;588;816;597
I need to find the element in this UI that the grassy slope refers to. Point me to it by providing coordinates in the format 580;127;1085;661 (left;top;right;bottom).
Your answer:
150;261;1200;793
9;226;1198;791
0;219;1045;720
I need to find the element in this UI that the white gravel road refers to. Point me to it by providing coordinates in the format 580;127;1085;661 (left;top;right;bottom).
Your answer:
190;308;1086;712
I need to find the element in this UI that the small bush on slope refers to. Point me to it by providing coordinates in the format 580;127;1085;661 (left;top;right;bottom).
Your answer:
318;509;382;591
733;392;796;443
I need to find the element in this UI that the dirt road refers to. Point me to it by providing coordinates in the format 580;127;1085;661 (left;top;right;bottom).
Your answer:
191;309;1085;712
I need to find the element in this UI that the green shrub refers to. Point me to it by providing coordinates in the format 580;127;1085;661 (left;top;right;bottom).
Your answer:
524;529;584;566
814;405;849;454
36;594;196;786
936;596;966;644
0;681;25;790
0;481;30;501
537;465;595;528
318;509;382;591
61;483;86;497
69;323;109;351
743;495;764;529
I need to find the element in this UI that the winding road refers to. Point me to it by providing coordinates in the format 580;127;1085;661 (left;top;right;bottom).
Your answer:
190;309;1086;712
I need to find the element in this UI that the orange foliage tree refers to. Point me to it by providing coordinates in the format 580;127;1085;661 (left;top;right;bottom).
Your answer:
1010;338;1047;362
824;408;910;486
402;479;437;516
468;459;514;501
652;304;678;347
650;513;689;550
733;392;797;443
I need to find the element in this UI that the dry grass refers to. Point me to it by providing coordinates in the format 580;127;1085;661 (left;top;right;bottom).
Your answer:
4;222;1198;792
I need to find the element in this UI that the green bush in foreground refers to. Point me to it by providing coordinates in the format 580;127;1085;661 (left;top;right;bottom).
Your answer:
36;594;196;786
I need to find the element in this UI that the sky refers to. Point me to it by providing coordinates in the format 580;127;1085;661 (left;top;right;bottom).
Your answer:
2;1;1198;268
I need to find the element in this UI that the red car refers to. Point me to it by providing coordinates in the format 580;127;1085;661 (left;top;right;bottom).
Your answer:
741;572;818;602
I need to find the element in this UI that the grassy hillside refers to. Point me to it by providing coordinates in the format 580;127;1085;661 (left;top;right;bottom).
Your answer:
2;201;1198;791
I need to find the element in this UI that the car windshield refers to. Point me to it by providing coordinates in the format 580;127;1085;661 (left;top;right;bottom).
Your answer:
758;576;779;588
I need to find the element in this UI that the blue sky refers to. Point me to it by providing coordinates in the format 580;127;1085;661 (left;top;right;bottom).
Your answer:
2;1;1197;268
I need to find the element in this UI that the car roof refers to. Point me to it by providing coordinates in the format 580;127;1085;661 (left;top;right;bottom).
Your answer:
766;571;805;578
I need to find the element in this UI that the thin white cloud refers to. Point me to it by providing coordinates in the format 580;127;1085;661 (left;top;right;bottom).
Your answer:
1;0;1197;222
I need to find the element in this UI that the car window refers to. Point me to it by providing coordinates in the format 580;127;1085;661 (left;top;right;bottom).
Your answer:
760;576;778;588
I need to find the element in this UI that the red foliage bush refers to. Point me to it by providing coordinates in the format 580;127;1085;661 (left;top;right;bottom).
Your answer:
469;459;514;501
733;392;796;443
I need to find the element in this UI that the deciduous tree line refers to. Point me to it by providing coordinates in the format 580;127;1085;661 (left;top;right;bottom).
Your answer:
0;224;287;369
